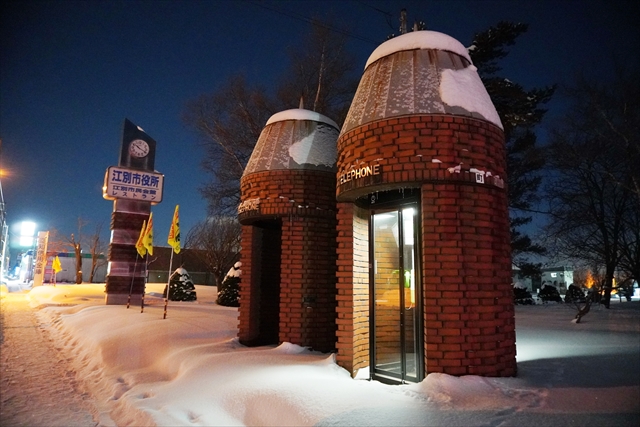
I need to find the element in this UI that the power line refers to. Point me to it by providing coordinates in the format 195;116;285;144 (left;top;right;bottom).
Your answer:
246;0;381;45
354;0;396;31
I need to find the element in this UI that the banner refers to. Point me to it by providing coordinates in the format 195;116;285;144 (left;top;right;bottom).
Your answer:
143;213;154;256
136;220;147;257
52;255;62;273
168;205;180;254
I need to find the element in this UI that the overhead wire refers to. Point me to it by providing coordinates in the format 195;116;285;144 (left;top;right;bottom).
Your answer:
245;0;383;45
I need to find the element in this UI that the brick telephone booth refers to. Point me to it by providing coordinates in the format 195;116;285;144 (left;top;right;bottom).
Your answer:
335;31;517;383
238;109;339;352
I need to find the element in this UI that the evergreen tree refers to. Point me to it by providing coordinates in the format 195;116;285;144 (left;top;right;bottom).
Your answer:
468;22;555;274
217;262;241;307
539;284;562;303
513;283;534;305
564;284;586;303
164;267;197;302
217;275;240;307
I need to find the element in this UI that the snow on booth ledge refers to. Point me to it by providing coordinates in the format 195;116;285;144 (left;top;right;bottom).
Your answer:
243;108;339;176
341;31;503;135
364;30;472;69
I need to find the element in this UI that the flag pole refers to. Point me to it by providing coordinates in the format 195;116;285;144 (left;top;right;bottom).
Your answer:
141;253;147;313
163;250;174;319
164;205;180;319
139;213;153;313
127;255;139;309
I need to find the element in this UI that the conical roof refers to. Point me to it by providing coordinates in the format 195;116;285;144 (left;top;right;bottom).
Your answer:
243;109;339;176
341;30;502;135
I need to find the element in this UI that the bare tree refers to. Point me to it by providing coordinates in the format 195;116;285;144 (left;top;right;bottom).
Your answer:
67;218;87;284
276;19;358;125
183;20;358;216
183;76;276;215
543;69;639;308
185;216;241;287
88;221;107;283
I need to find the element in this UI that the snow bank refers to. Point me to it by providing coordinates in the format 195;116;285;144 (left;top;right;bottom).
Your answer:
26;284;640;426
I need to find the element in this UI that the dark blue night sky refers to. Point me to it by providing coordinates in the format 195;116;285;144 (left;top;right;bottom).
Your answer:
1;0;637;245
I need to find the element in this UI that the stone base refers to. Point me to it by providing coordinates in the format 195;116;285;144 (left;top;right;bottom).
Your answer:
105;293;143;306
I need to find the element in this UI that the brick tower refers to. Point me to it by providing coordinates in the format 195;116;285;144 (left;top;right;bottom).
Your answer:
238;109;339;352
335;31;517;381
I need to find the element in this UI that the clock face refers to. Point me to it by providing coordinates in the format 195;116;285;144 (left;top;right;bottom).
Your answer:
129;139;150;158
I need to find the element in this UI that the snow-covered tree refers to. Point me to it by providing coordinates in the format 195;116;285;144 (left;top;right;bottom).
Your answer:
539;284;562;303
185;216;241;287
164;267;197;302
217;262;241;307
513;282;534;305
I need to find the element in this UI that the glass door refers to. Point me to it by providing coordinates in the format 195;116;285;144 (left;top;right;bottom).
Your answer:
370;204;421;383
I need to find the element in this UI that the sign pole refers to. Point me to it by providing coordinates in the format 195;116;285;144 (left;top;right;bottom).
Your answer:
126;255;139;309
163;250;174;319
141;253;148;313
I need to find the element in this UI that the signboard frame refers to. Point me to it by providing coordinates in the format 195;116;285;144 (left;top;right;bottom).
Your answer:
103;166;164;204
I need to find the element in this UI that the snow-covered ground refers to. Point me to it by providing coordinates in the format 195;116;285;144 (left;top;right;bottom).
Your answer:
9;283;640;426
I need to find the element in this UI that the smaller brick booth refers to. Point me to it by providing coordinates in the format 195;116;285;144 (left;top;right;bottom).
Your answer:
238;109;339;352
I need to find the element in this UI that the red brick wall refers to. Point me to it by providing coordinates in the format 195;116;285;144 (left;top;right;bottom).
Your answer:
239;169;337;352
336;114;516;377
335;202;369;375
238;224;260;344
240;170;336;222
336;115;506;201
421;183;515;376
280;216;337;352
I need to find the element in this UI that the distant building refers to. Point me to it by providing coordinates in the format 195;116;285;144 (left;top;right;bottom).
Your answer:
43;252;107;283
42;246;215;285
541;266;573;293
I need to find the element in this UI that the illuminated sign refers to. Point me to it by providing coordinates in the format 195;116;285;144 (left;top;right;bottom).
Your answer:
238;198;260;214
338;163;381;185
103;166;164;204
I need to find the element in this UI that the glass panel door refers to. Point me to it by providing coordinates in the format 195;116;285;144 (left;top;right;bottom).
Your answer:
371;204;421;383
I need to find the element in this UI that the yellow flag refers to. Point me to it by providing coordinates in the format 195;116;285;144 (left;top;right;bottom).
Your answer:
167;205;180;254
135;220;147;257
52;255;62;273
143;212;154;256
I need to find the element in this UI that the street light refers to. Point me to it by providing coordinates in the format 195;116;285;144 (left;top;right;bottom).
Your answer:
19;221;36;247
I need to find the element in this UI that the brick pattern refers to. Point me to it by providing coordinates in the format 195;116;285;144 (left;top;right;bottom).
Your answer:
336;114;516;378
238;225;260;343
240;170;336;222
336;115;506;201
421;183;516;376
280;216;337;352
335;203;369;375
238;169;337;352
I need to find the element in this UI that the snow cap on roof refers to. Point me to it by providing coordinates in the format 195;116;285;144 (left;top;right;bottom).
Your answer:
243;108;339;176
341;30;503;133
266;109;339;129
365;30;472;70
